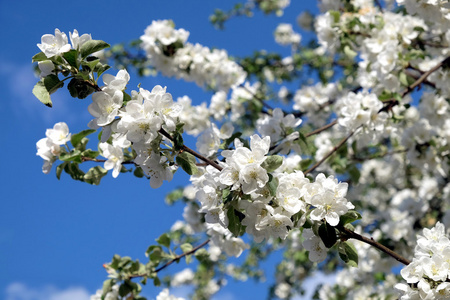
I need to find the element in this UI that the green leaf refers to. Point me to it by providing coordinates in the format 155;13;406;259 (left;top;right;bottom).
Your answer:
81;149;99;159
80;40;110;58
71;129;96;148
338;210;362;226
156;233;171;248
344;45;357;58
133;166;145;178
180;243;193;253
56;162;68;179
82;58;100;71
102;279;115;296
32;52;48;62
318;222;337;248
67;77;96;99
95;63;110;77
173;131;184;152
59;150;82;163
222;188;233;203
300;159;312;170
227;208;246;237
62;49;79;69
176;152;198;175
399;72;408;86
266;174;278;197
118;282;132;297
165;188;184;205
153;276;161;287
32;81;52;107
261;155;283;172
84;166;107;185
338;241;358;267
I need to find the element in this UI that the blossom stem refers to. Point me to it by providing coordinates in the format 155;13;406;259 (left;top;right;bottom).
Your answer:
337;224;411;265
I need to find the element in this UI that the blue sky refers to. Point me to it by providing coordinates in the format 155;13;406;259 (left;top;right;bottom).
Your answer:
0;1;325;299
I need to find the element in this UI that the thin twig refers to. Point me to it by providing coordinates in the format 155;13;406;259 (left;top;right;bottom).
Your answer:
401;56;450;97
128;239;211;279
304;120;337;138
158;128;223;171
155;239;210;273
337;224;411;265
304;130;355;175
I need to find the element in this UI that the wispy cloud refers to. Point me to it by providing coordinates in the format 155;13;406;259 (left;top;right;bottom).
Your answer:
0;59;91;126
5;282;91;300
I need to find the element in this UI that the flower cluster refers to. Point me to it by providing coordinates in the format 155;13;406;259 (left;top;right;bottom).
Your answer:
36;122;71;174
337;91;388;144
396;222;450;299
191;134;354;248
256;108;302;155
37;28;92;77
141;20;246;91
274;23;301;46
88;70;180;187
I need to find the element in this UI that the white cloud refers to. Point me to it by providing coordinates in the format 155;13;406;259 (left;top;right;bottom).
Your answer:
5;282;91;300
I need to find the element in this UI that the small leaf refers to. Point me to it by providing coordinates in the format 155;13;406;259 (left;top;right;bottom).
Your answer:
81;149;99;159
338;210;362;226
32;52;48;62
118;282;131;297
176;152;198;175
165;188;184;205
102;279;115;296
318;222;337;248
80;40;110;58
84;166;107;185
338;241;358;267
62;49;79;69
32;81;52;107
261;155;283;172
266;174;278;197
156;233;171;248
227;208;246;237
153;276;161;287
180;243;193;253
71;129;96;148
133;167;144;178
56;162;68;179
59;150;82;163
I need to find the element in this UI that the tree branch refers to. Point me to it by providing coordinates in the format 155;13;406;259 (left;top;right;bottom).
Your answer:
158;128;223;171
337;224;411;265
304;130;355;175
304;120;337;138
155;239;210;273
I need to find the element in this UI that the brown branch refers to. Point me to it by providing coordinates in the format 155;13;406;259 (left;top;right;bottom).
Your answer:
81;156;136;165
128;239;211;279
401;56;450;98
304;120;337;138
155;239;210;273
337;224;411;265
304;130;355;175
351;148;408;162
158;128;223;171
